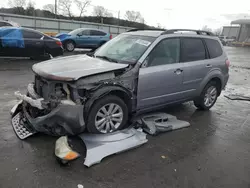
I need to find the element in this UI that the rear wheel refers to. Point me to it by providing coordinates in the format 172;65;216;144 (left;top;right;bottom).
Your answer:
86;95;128;134
65;41;75;52
194;81;219;110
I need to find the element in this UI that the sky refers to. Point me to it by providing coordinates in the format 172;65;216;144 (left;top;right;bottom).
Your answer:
1;0;250;29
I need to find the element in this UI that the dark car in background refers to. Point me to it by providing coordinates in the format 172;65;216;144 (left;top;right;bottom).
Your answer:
55;28;112;52
0;27;63;59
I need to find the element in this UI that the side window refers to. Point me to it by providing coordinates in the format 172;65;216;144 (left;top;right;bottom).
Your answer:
181;38;206;62
80;30;90;36
146;38;180;67
22;30;42;39
90;30;106;36
205;39;223;58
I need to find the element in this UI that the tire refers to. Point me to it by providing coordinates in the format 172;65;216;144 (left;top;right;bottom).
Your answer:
86;95;128;134
194;81;220;110
65;40;75;52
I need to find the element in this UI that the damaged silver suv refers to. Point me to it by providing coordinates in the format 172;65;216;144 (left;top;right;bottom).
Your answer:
11;29;229;139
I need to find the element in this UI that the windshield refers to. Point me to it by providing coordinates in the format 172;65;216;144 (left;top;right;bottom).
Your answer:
68;28;82;35
94;34;156;64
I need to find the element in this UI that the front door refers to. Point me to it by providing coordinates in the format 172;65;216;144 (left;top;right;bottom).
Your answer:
75;29;92;48
137;38;184;110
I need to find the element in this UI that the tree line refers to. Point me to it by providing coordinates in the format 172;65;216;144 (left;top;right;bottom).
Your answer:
3;0;152;29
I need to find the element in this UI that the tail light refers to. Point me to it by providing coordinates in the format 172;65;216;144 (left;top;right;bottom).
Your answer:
109;34;112;39
56;41;62;47
225;59;230;68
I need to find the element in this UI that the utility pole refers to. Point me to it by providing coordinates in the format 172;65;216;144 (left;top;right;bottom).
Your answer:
118;11;120;26
55;0;57;18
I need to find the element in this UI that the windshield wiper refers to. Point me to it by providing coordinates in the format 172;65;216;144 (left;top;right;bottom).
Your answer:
96;55;118;63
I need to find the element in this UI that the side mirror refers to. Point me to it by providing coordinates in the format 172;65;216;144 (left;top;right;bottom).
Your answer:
141;58;149;68
77;33;82;37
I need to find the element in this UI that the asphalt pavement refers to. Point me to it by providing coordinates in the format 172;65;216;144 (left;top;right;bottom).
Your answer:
0;47;250;188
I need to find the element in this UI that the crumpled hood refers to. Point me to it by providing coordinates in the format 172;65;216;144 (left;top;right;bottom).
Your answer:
32;55;128;81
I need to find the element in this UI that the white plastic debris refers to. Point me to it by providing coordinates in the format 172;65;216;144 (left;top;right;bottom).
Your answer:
14;91;44;109
77;184;84;188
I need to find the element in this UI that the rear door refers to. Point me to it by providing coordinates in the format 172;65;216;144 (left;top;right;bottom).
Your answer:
180;37;211;98
137;38;184;110
0;28;24;57
90;30;107;47
22;29;44;57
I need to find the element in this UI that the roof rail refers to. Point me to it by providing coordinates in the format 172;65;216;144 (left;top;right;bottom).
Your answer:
126;28;166;32
161;29;215;36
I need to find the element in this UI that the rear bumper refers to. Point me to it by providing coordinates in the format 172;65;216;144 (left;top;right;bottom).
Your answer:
11;83;85;138
223;73;229;89
51;47;64;57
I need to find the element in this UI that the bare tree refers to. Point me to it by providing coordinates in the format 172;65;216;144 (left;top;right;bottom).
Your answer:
93;6;113;17
201;25;212;32
74;0;90;17
8;0;26;13
43;4;55;14
26;0;35;15
8;0;26;7
125;10;143;22
213;27;222;36
59;0;73;17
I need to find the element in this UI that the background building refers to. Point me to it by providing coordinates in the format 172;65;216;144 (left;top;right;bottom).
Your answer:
231;19;250;42
221;26;239;38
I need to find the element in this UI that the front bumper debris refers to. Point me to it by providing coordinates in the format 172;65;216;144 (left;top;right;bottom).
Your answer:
78;127;148;167
11;112;36;139
11;83;85;139
137;112;191;135
55;136;80;164
54;112;190;167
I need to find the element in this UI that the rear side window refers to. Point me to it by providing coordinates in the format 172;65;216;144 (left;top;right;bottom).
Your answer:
22;30;42;39
90;30;106;36
205;39;223;58
181;38;206;62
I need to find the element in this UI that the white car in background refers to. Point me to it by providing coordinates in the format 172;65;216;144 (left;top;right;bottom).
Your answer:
219;35;236;43
0;20;20;27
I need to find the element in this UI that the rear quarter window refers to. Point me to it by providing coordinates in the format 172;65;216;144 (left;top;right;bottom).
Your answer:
205;39;223;58
22;30;43;39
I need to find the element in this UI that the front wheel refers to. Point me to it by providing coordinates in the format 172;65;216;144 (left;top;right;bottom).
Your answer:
194;81;219;110
86;95;128;134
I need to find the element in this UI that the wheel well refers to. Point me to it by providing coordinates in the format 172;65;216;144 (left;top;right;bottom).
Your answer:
109;90;132;113
63;39;75;46
210;77;222;95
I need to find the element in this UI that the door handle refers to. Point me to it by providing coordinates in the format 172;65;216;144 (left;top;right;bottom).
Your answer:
206;64;212;68
174;69;183;75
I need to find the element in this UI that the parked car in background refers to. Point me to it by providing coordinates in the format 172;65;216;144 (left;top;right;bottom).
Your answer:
11;29;229;138
0;20;20;27
0;27;63;59
219;35;236;45
55;28;112;52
